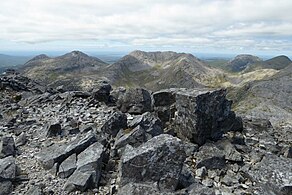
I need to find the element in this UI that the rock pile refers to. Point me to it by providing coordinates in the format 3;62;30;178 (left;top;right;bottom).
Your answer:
0;72;291;194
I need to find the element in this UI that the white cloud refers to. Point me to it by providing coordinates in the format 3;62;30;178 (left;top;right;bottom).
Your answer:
0;0;292;53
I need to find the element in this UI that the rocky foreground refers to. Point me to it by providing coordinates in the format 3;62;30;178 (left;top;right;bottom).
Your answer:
0;71;291;195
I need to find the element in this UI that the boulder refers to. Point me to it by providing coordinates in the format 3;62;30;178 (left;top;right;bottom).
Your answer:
128;112;163;139
58;154;77;178
65;142;104;191
0;156;16;194
101;111;127;137
36;133;97;169
248;154;292;194
64;170;92;192
117;88;152;114
119;134;186;191
174;88;242;145
114;125;146;150
76;142;105;187
195;143;226;170
15;132;27;147
0;136;16;158
92;80;112;102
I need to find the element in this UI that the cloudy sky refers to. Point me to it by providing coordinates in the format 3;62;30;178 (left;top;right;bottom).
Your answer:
1;0;292;55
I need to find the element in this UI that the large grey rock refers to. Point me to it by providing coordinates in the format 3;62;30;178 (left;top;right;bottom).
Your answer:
119;134;186;191
58;153;77;178
0;136;16;158
0;156;16;194
76;142;104;187
174;88;242;145
65;142;104;191
117;88;152;114
195;143;226;170
101;111;127;137
36;133;97;169
114;125;146;150
92;80;112;102
64;170;92;192
248;154;292;194
128;112;163;139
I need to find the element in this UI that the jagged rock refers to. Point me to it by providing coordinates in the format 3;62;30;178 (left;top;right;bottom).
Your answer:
0;156;16;195
187;182;216;195
153;89;176;107
117;88;152;114
25;186;43;195
114;125;146;150
76;142;104;188
36;133;97;169
0;181;13;195
0;136;16;158
178;164;196;189
195;143;226;170
128;112;163;140
101;111;127;137
183;142;199;157
64;170;92;192
283;147;292;158
117;182;161;195
119;134;186;191
248;154;292;194
46;123;62;137
92;80;112;102
65;142;104;191
195;167;207;178
174;88;242;145
58;154;77;178
15;132;27;147
216;139;243;162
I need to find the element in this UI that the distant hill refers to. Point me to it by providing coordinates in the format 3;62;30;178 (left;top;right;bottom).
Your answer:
244;55;291;72
225;54;262;72
21;51;108;90
0;54;31;72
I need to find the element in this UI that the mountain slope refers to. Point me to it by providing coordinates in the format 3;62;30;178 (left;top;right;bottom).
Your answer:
229;64;292;127
225;54;262;72
104;50;223;90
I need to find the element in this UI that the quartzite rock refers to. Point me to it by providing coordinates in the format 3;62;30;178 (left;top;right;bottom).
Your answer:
119;134;186;191
195;143;226;170
117;88;152;114
92;80;112;102
174;88;242;145
128;112;163;139
101;111;127;137
0;136;16;158
76;142;104;188
58;153;77;178
36;133;97;169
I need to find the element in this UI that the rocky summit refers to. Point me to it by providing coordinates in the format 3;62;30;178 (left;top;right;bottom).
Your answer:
0;69;291;195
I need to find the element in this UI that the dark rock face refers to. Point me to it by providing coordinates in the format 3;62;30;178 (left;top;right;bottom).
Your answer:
0;156;16;195
117;88;152;114
0;137;16;158
92;80;112;102
119;134;186;192
128;112;163;139
152;88;242;145
101;111;127;137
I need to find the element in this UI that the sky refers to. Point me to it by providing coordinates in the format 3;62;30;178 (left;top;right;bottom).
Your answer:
0;0;292;56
